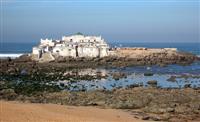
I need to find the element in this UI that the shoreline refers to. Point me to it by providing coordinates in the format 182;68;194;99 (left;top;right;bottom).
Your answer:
0;53;25;59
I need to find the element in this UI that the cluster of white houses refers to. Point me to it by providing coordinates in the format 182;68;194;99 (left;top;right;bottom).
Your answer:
32;34;110;58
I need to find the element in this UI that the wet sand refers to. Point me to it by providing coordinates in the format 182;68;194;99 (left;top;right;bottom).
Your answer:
0;101;145;122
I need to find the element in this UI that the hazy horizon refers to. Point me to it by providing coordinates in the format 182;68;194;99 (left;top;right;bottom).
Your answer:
1;0;199;43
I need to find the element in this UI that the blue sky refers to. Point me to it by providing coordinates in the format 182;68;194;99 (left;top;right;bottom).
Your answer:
1;0;199;43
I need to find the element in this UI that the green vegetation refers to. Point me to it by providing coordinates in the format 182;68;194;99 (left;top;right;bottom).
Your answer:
75;32;84;35
14;81;61;96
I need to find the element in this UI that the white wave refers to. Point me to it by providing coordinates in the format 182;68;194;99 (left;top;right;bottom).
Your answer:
0;53;24;59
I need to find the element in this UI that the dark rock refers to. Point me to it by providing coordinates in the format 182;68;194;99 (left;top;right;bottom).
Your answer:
144;72;154;76
167;76;177;82
7;57;12;62
184;84;191;88
147;80;157;85
150;116;161;121
142;116;150;120
128;84;140;88
112;72;126;80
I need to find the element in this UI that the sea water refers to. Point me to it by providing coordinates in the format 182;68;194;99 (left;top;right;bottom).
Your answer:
57;63;200;91
0;42;199;56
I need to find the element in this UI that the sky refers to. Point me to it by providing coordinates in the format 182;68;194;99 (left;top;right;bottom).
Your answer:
0;0;199;43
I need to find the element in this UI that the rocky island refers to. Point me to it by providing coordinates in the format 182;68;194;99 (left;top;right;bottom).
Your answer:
30;33;198;66
0;34;200;122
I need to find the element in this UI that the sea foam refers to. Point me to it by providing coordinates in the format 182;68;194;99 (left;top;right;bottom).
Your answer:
0;53;24;59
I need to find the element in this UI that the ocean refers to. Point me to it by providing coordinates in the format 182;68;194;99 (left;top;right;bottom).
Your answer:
0;42;37;58
0;42;199;55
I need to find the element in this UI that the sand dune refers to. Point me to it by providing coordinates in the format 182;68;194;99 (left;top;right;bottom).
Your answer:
0;101;145;122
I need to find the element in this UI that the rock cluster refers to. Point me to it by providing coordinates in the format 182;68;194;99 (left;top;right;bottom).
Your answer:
112;48;199;67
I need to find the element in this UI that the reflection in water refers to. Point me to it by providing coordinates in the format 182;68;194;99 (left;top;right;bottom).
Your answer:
57;62;200;91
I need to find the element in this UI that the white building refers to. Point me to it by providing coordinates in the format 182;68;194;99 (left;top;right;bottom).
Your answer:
62;35;104;44
52;44;77;57
32;34;110;59
40;38;55;47
32;47;42;58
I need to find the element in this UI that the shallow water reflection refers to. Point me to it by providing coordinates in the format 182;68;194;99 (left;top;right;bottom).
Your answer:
57;63;200;91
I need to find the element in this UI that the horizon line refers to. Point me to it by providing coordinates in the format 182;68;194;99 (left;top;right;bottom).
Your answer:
2;0;199;3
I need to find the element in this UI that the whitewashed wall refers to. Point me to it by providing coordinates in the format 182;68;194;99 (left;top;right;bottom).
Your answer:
32;47;41;55
40;39;55;47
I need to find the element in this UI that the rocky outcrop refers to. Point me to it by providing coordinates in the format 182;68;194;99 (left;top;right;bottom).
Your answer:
30;47;199;68
0;49;199;79
31;52;55;62
109;48;199;67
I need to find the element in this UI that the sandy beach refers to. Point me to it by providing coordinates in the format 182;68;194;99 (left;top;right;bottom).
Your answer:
0;101;146;122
